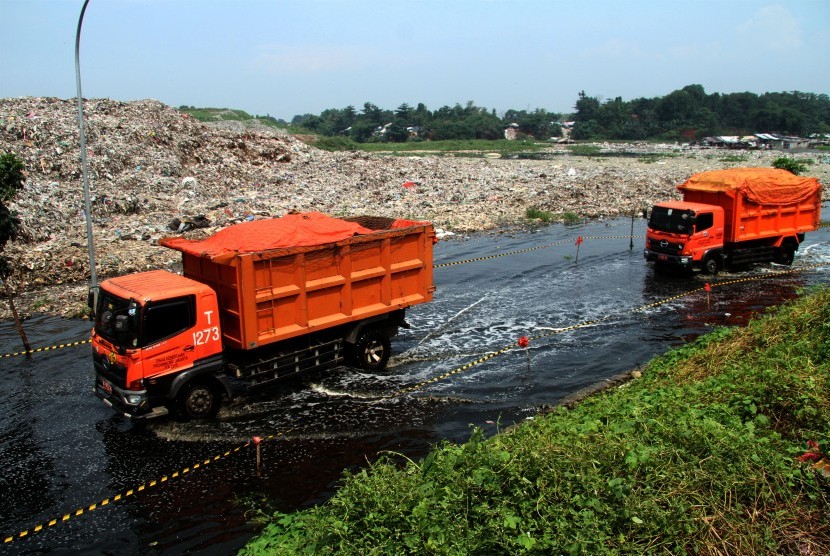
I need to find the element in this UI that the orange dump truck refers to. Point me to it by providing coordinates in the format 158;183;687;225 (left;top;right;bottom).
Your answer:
91;213;435;420
644;168;822;273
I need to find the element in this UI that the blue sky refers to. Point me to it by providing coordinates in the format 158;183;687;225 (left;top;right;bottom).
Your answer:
2;0;828;120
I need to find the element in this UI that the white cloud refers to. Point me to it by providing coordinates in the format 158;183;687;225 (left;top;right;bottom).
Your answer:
738;5;803;51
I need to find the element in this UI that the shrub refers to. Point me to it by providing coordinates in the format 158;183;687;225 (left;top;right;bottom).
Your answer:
773;156;808;175
525;207;553;223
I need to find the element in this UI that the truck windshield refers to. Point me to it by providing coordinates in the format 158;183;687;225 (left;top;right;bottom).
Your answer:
648;207;695;235
94;291;196;349
93;289;139;348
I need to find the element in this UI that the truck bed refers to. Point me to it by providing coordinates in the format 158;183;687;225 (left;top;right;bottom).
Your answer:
160;213;435;350
678;168;822;243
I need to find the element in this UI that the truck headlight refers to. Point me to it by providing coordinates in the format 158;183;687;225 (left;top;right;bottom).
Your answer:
126;394;143;405
680;257;690;264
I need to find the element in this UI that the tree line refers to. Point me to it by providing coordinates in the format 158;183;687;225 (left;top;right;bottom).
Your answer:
288;85;830;143
291;101;563;143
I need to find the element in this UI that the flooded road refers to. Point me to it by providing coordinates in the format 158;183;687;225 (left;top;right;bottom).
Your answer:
2;214;829;554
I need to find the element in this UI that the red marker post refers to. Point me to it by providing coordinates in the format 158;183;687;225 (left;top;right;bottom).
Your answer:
575;236;584;263
518;336;530;370
253;436;262;477
704;282;711;308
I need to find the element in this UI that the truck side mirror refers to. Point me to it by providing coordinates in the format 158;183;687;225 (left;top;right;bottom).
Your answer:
87;286;99;312
114;314;130;332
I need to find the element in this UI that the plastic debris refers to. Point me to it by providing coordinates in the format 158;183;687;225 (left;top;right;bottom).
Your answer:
0;96;826;318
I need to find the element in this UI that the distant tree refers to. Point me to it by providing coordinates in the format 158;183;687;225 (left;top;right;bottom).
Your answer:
395;103;413;121
717;92;760;130
657;89;695;125
284;86;830;143
292;113;322;131
681;84;707;105
384;120;409;143
595;97;631;139
349;120;376;143
574;91;600;122
571;120;602;140
411;103;432;129
361;102;387;127
503;108;563;139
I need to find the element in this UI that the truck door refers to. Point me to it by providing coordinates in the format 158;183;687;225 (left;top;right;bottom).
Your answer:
693;212;716;249
140;295;198;379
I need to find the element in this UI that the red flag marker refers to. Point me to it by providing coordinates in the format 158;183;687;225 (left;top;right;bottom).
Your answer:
253;436;263;477
518;336;531;370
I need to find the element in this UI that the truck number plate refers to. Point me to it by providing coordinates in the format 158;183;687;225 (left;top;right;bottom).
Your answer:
658;255;668;261
101;378;112;394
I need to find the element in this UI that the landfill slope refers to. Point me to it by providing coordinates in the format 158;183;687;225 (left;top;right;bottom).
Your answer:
1;97;826;319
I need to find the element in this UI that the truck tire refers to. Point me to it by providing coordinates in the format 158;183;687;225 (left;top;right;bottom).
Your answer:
353;328;391;370
773;245;795;266
703;257;719;275
175;380;220;420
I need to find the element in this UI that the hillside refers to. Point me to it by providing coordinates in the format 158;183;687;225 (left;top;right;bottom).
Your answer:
0;97;826;318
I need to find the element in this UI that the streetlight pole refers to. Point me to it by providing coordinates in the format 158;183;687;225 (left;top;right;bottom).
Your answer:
75;0;97;289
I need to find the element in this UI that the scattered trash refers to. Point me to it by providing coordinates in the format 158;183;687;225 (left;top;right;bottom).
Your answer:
0;96;826;318
798;440;830;479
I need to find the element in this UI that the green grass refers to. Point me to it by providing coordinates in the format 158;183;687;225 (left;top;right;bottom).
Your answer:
241;286;830;555
567;144;603;157
525;207;553;223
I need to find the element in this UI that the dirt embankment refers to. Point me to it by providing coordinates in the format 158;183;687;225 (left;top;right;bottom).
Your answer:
1;97;827;320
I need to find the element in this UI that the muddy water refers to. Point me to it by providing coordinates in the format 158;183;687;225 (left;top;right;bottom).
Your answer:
1;213;829;554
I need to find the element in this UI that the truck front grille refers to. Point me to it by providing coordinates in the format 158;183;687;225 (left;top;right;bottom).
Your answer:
647;238;684;255
93;349;127;387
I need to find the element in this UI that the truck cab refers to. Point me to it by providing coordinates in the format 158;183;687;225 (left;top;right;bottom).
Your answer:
645;168;822;274
91;213;436;421
644;201;725;273
91;270;230;419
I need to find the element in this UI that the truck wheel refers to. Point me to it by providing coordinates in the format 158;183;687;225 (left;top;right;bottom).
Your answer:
774;246;795;266
175;381;220;420
703;257;719;275
353;329;391;370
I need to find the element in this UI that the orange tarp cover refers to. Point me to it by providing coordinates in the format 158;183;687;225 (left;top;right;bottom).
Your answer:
160;212;378;259
678;167;822;205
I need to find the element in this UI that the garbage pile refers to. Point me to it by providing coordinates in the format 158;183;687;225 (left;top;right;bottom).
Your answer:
0;96;826;318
